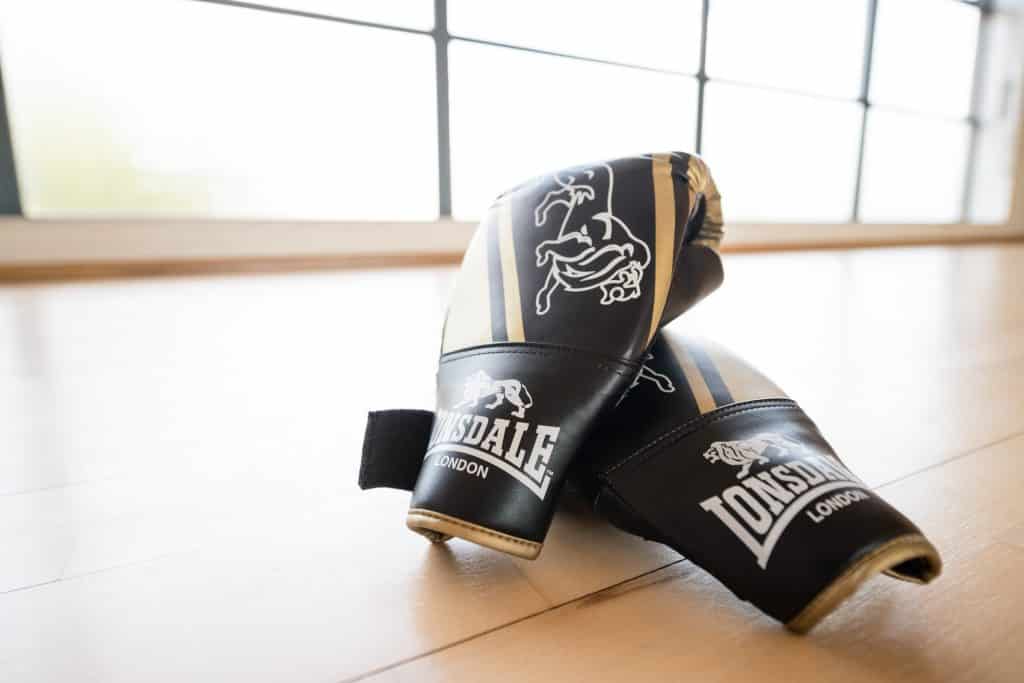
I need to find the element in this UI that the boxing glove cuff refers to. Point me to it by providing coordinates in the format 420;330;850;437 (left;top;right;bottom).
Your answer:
407;343;637;558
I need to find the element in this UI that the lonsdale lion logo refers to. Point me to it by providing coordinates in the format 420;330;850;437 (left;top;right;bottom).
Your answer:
702;433;802;478
433;370;556;499
698;433;869;568
533;163;651;316
453;370;533;419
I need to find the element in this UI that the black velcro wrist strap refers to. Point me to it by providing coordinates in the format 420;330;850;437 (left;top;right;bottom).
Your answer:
358;410;434;492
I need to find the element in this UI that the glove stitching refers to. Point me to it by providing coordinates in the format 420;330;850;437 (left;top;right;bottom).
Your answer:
440;348;638;377
605;399;800;476
441;343;640;373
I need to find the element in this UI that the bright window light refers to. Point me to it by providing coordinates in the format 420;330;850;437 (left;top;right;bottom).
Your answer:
448;41;697;219
448;0;702;73
702;83;862;222
0;0;991;225
706;0;868;99
859;109;970;222
0;0;439;219
870;0;980;118
263;0;433;29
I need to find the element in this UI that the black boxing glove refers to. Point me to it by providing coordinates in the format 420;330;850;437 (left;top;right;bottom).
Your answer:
404;153;723;559
360;330;941;632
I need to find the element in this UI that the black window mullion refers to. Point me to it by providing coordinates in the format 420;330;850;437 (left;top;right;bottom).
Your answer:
433;0;452;217
961;2;991;222
0;59;22;216
695;0;710;155
851;0;879;223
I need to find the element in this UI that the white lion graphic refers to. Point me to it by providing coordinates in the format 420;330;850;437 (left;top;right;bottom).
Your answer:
454;370;534;419
533;163;651;316
702;433;801;479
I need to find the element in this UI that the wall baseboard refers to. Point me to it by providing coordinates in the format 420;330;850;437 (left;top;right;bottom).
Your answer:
3;217;1023;283
0;251;466;283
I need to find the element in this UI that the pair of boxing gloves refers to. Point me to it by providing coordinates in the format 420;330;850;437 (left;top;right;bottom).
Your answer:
359;153;941;632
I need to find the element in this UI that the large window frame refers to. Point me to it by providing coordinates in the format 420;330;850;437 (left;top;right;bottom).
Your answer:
0;0;1022;270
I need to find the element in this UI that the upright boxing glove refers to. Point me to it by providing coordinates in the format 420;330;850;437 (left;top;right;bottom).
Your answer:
360;330;942;632
405;153;723;558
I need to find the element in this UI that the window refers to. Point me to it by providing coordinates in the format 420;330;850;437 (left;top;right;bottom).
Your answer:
701;84;863;222
860;0;979;222
0;0;438;220
0;0;992;224
448;42;697;218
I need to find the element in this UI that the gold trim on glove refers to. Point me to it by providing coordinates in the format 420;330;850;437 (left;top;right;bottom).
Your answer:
786;533;942;633
407;508;542;560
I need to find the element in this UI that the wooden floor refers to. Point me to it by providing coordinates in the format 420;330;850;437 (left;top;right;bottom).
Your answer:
2;244;1023;682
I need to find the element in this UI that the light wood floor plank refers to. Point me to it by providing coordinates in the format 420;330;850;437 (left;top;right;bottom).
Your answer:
0;491;552;683
1;244;1022;681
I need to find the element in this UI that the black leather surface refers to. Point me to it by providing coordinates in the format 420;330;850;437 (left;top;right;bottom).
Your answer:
486;155;688;358
359;410;434;492
589;400;922;623
409;343;637;543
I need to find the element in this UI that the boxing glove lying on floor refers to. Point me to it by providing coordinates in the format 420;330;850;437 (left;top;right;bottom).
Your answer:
359;329;942;632
404;153;723;559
